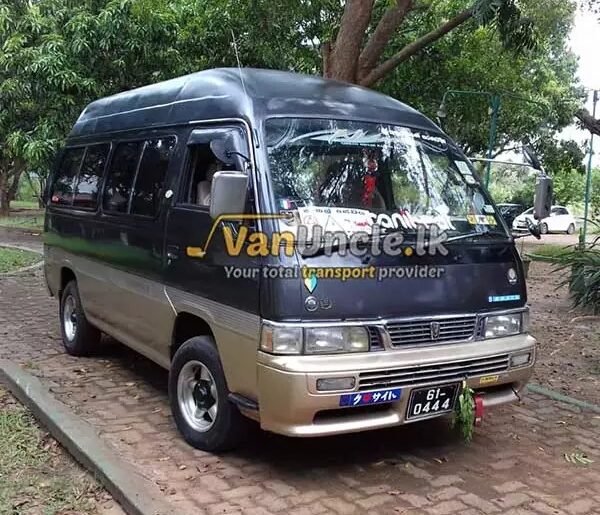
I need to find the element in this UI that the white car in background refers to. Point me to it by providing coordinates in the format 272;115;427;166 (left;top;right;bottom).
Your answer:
512;205;577;235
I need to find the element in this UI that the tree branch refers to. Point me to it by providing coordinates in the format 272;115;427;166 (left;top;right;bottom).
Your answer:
357;0;414;82
359;7;473;87
327;0;375;82
576;109;600;137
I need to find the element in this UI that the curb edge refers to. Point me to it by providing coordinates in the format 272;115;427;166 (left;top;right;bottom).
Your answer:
0;359;177;515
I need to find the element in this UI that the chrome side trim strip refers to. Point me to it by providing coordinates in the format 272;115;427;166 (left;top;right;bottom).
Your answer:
166;286;261;341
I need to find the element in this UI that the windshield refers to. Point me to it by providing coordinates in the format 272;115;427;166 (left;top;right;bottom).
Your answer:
265;118;506;238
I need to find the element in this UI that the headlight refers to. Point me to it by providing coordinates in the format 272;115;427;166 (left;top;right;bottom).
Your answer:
260;324;370;355
305;326;369;354
483;312;523;338
260;325;302;354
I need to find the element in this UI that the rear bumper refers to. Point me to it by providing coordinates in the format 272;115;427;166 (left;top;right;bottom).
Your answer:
256;334;535;437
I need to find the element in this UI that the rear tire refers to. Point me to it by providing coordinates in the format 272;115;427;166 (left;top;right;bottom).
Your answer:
59;280;101;356
567;223;575;235
539;223;548;235
169;336;248;452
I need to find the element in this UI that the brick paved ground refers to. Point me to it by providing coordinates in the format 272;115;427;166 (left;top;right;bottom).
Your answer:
1;267;600;514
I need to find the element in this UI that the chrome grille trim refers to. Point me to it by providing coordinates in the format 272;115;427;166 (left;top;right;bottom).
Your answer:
357;354;510;391
387;315;477;346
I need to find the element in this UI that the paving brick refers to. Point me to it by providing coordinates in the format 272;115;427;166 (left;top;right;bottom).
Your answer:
1;266;599;515
425;500;468;514
493;481;528;494
494;493;532;509
460;493;501;513
565;499;597;515
428;475;463;487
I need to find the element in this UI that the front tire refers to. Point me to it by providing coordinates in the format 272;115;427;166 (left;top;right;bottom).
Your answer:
539;222;548;235
59;280;101;356
169;336;248;452
567;223;575;235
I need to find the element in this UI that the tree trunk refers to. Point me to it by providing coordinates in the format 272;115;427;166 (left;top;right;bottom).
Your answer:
326;0;375;83
0;172;10;217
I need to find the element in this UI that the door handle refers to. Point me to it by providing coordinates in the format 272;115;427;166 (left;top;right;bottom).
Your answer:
166;245;180;261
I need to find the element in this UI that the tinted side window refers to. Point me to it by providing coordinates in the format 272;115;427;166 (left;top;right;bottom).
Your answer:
73;144;110;209
103;142;143;213
50;148;84;205
130;137;176;217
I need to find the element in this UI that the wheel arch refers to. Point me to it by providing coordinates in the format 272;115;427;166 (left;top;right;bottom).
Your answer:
59;267;77;298
171;312;215;360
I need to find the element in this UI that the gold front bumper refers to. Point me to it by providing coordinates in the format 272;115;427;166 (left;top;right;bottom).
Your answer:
256;334;536;437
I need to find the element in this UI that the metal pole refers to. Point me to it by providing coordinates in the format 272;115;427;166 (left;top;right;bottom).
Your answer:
582;89;598;246
485;95;501;188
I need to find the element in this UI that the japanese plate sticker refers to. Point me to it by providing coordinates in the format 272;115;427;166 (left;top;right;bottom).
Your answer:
339;388;401;407
467;214;498;226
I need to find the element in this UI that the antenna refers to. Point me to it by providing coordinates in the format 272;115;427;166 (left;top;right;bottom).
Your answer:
230;29;249;102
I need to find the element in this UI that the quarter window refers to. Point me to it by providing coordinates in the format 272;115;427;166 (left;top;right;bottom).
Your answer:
130;137;176;217
73;144;110;209
103;142;143;213
50;148;84;205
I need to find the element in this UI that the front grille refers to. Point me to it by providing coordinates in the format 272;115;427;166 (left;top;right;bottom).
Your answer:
367;326;384;350
387;316;477;347
357;353;510;391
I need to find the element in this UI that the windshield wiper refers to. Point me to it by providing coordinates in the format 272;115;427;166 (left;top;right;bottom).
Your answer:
444;231;510;244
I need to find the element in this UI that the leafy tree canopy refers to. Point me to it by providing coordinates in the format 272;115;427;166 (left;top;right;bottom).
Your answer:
0;0;587;213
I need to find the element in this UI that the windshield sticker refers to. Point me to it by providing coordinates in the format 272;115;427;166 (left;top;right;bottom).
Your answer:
467;214;497;226
415;133;448;152
455;161;478;184
483;205;495;215
298;206;374;235
295;206;458;234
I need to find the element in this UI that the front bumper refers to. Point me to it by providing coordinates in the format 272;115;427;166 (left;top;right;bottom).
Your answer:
256;334;535;437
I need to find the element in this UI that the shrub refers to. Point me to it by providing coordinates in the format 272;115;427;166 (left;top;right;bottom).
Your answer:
554;220;600;313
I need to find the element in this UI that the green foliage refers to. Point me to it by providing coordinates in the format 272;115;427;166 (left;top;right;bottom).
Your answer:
451;382;476;442
0;389;99;513
380;0;582;156
591;169;600;219
0;0;585;208
526;243;570;262
0;246;40;272
488;162;536;205
553;224;600;313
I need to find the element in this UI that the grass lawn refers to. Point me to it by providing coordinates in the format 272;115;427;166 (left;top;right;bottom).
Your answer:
0;246;40;273
0;388;105;514
10;200;40;210
526;243;571;262
0;215;44;232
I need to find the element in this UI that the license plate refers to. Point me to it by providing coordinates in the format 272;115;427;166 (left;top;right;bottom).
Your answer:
339;388;401;407
406;383;459;420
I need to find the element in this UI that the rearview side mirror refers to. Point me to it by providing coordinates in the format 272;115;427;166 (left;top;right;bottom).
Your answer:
209;171;249;220
533;174;553;220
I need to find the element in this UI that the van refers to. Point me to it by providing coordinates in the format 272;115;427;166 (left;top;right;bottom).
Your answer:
44;68;549;451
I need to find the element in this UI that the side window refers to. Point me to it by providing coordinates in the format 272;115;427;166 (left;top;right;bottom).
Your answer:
73;143;110;209
130;137;176;217
182;142;240;207
183;144;223;206
50;148;84;205
103;142;143;213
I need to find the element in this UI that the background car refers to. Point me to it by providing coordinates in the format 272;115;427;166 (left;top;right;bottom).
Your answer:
512;205;577;234
497;203;524;228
